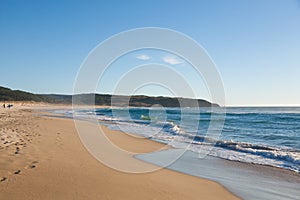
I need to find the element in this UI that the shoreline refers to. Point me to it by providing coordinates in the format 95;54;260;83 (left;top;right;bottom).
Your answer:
0;105;239;199
42;106;300;174
138;149;300;200
42;105;300;199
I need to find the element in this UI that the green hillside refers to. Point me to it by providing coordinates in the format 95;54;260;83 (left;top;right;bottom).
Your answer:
0;86;50;102
0;86;219;107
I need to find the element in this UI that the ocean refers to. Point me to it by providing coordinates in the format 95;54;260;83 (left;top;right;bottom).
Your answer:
52;106;300;199
70;107;300;173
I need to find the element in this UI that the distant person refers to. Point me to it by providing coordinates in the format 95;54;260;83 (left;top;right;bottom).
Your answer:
2;104;5;108
7;104;13;109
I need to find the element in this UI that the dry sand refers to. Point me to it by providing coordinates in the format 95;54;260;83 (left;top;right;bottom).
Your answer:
0;104;240;200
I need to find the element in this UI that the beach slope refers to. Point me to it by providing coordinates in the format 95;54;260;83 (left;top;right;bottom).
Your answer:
0;106;239;200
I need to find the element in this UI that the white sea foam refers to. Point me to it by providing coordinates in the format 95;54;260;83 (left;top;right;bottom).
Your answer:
52;108;300;173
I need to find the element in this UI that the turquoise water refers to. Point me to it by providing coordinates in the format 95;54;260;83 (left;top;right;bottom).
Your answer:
71;107;300;173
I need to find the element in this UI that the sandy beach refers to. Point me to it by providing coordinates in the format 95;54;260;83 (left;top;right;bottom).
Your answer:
0;104;239;200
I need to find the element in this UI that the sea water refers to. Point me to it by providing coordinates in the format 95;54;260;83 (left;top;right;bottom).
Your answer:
71;107;300;173
54;106;300;199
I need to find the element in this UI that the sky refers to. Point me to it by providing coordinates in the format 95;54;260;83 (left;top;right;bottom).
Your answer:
0;0;300;106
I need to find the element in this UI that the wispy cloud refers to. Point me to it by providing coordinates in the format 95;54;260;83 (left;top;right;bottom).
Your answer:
163;56;184;65
136;54;150;60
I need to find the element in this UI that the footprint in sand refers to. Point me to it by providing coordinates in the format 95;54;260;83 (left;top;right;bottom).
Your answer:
14;146;20;154
26;161;38;169
29;165;36;169
0;177;7;182
55;133;62;146
14;170;21;175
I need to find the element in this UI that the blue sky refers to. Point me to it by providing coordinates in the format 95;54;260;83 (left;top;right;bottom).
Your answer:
0;0;300;106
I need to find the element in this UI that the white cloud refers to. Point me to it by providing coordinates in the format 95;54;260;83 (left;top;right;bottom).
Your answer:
136;54;150;60
163;56;183;65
